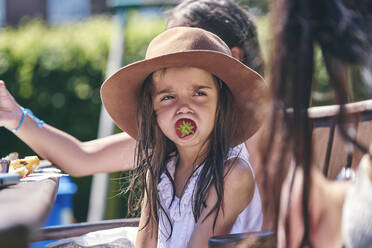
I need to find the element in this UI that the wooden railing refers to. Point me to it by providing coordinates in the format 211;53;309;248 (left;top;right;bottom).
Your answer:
310;99;372;179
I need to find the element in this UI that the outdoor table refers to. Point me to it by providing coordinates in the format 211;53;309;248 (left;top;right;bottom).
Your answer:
208;230;275;248
0;175;59;248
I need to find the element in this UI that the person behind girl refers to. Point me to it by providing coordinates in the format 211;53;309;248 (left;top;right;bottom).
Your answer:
0;0;264;177
259;0;372;247
167;0;265;77
100;27;269;247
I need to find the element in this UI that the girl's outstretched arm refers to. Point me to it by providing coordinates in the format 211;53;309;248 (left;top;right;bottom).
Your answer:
0;80;137;177
135;191;158;248
187;157;255;248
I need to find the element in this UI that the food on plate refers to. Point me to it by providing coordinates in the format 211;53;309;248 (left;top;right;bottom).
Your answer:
3;152;19;161
1;153;40;178
9;165;29;178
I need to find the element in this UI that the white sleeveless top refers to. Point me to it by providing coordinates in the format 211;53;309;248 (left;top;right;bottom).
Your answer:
157;144;263;248
342;155;372;248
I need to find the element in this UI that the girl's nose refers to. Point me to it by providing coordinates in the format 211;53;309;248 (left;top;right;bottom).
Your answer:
176;104;193;115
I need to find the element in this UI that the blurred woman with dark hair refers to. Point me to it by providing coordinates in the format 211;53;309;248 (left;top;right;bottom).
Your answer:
263;0;372;247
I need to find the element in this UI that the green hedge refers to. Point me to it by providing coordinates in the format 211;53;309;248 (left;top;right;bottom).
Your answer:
0;13;166;222
0;17;114;222
0;17;112;155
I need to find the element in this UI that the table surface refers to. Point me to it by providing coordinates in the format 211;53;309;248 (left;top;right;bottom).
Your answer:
208;231;275;248
0;176;59;247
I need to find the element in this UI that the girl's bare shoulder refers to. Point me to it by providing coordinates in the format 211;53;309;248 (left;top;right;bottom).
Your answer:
224;156;254;183
223;157;255;207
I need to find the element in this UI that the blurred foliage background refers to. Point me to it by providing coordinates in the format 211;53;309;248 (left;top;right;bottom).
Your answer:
0;12;166;222
0;2;371;222
0;16;112;222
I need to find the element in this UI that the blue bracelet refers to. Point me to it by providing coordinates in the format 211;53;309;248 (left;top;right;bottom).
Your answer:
23;108;44;128
12;107;26;132
8;107;44;132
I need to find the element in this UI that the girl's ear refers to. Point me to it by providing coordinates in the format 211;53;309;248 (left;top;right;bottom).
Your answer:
231;46;245;62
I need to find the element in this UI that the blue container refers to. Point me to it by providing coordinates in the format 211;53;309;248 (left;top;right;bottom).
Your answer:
31;176;77;248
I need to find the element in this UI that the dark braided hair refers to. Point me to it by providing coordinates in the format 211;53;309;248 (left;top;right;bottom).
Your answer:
167;0;265;76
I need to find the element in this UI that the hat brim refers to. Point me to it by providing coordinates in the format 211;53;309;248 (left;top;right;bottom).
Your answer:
101;50;269;146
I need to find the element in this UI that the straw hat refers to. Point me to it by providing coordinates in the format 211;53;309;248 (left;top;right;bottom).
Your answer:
101;27;269;146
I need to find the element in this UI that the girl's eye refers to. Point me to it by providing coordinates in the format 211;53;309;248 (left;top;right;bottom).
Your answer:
160;95;174;101
194;91;206;96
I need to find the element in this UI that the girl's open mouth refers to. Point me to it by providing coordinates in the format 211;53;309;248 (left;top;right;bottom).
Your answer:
175;118;197;138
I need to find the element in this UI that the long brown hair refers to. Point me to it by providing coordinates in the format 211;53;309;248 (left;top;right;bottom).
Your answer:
264;0;372;246
126;72;236;237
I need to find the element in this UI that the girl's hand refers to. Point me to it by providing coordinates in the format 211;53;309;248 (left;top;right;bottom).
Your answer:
0;81;23;129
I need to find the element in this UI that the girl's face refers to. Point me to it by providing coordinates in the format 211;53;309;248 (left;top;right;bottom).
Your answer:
152;67;218;149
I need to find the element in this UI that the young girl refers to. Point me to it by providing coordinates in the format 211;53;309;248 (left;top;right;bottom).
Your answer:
100;27;269;247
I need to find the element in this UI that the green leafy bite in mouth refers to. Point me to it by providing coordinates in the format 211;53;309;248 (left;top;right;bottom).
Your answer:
176;119;196;138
